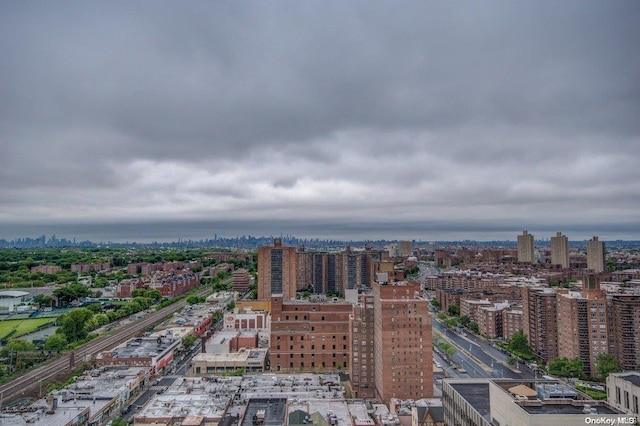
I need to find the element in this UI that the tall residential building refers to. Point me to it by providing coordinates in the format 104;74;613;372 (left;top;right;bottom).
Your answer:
269;296;352;373
399;240;413;257
522;287;558;364
550;232;569;268
608;294;640;371
587;235;606;273
350;292;376;399
257;238;297;301
556;277;608;377
517;230;535;263
373;280;432;404
295;248;376;296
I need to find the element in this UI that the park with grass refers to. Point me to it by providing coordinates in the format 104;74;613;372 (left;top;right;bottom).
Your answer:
0;318;57;341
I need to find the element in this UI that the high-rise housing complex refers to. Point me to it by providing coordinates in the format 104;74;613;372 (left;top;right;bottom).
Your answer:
556;276;608;377
269;296;352;373
372;280;432;403
550;231;569;268
257;238;297;301
608;294;640;371
295;247;377;296
522;287;558;364
587;235;606;273
350;292;376;399
399;240;413;257
517;230;535;263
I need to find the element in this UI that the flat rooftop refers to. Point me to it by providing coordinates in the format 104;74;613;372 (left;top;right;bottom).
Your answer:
450;382;491;419
106;335;179;359
241;398;287;426
615;372;640;387
521;402;618;415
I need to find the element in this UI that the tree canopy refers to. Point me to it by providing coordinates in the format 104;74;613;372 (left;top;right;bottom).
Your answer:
595;353;621;379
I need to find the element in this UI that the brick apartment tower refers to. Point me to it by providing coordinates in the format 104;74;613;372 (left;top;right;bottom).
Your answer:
350;292;376;399
269;296;352;373
586;236;606;273
608;294;640;371
556;276;608;377
295;248;375;296
522;287;558;364
257;238;297;301
373;281;432;404
550;232;569;269
517;230;535;263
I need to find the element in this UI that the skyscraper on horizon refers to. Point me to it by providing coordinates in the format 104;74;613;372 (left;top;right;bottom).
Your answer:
550;231;569;268
587;235;606;273
517;230;535;263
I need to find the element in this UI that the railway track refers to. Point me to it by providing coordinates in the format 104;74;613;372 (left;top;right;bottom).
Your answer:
0;285;218;406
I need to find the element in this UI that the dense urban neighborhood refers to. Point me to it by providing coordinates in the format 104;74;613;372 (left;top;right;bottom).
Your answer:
0;233;638;425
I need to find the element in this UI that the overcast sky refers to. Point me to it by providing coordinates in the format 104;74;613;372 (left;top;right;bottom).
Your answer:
1;1;639;242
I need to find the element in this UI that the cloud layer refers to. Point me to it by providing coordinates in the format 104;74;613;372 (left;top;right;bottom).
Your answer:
1;2;639;241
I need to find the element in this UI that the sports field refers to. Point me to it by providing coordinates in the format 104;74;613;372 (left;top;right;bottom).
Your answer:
0;318;57;339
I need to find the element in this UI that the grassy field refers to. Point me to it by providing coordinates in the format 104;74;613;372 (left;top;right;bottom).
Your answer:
0;318;57;339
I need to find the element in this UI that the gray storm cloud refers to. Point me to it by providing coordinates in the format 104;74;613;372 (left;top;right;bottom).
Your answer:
1;1;639;240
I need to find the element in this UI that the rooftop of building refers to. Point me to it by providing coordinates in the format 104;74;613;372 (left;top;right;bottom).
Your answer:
449;382;491;420
137;373;350;425
240;398;287;426
462;298;492;305
158;303;216;328
6;366;147;425
136;376;237;421
100;332;179;359
611;372;640;387
193;348;267;363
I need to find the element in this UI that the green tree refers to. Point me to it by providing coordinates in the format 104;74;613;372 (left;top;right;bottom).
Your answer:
595;353;621;379
459;315;471;327
468;322;479;334
44;334;68;351
507;331;533;356
183;334;197;349
59;308;94;342
111;419;128;426
53;283;90;306
1;339;36;355
437;311;447;320
549;357;584;378
447;305;460;316
33;294;53;308
430;299;440;309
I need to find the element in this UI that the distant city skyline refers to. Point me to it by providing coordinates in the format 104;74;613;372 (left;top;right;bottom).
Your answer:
2;3;639;240
0;221;638;245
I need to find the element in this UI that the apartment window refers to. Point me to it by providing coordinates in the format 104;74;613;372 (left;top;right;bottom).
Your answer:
625;391;630;409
